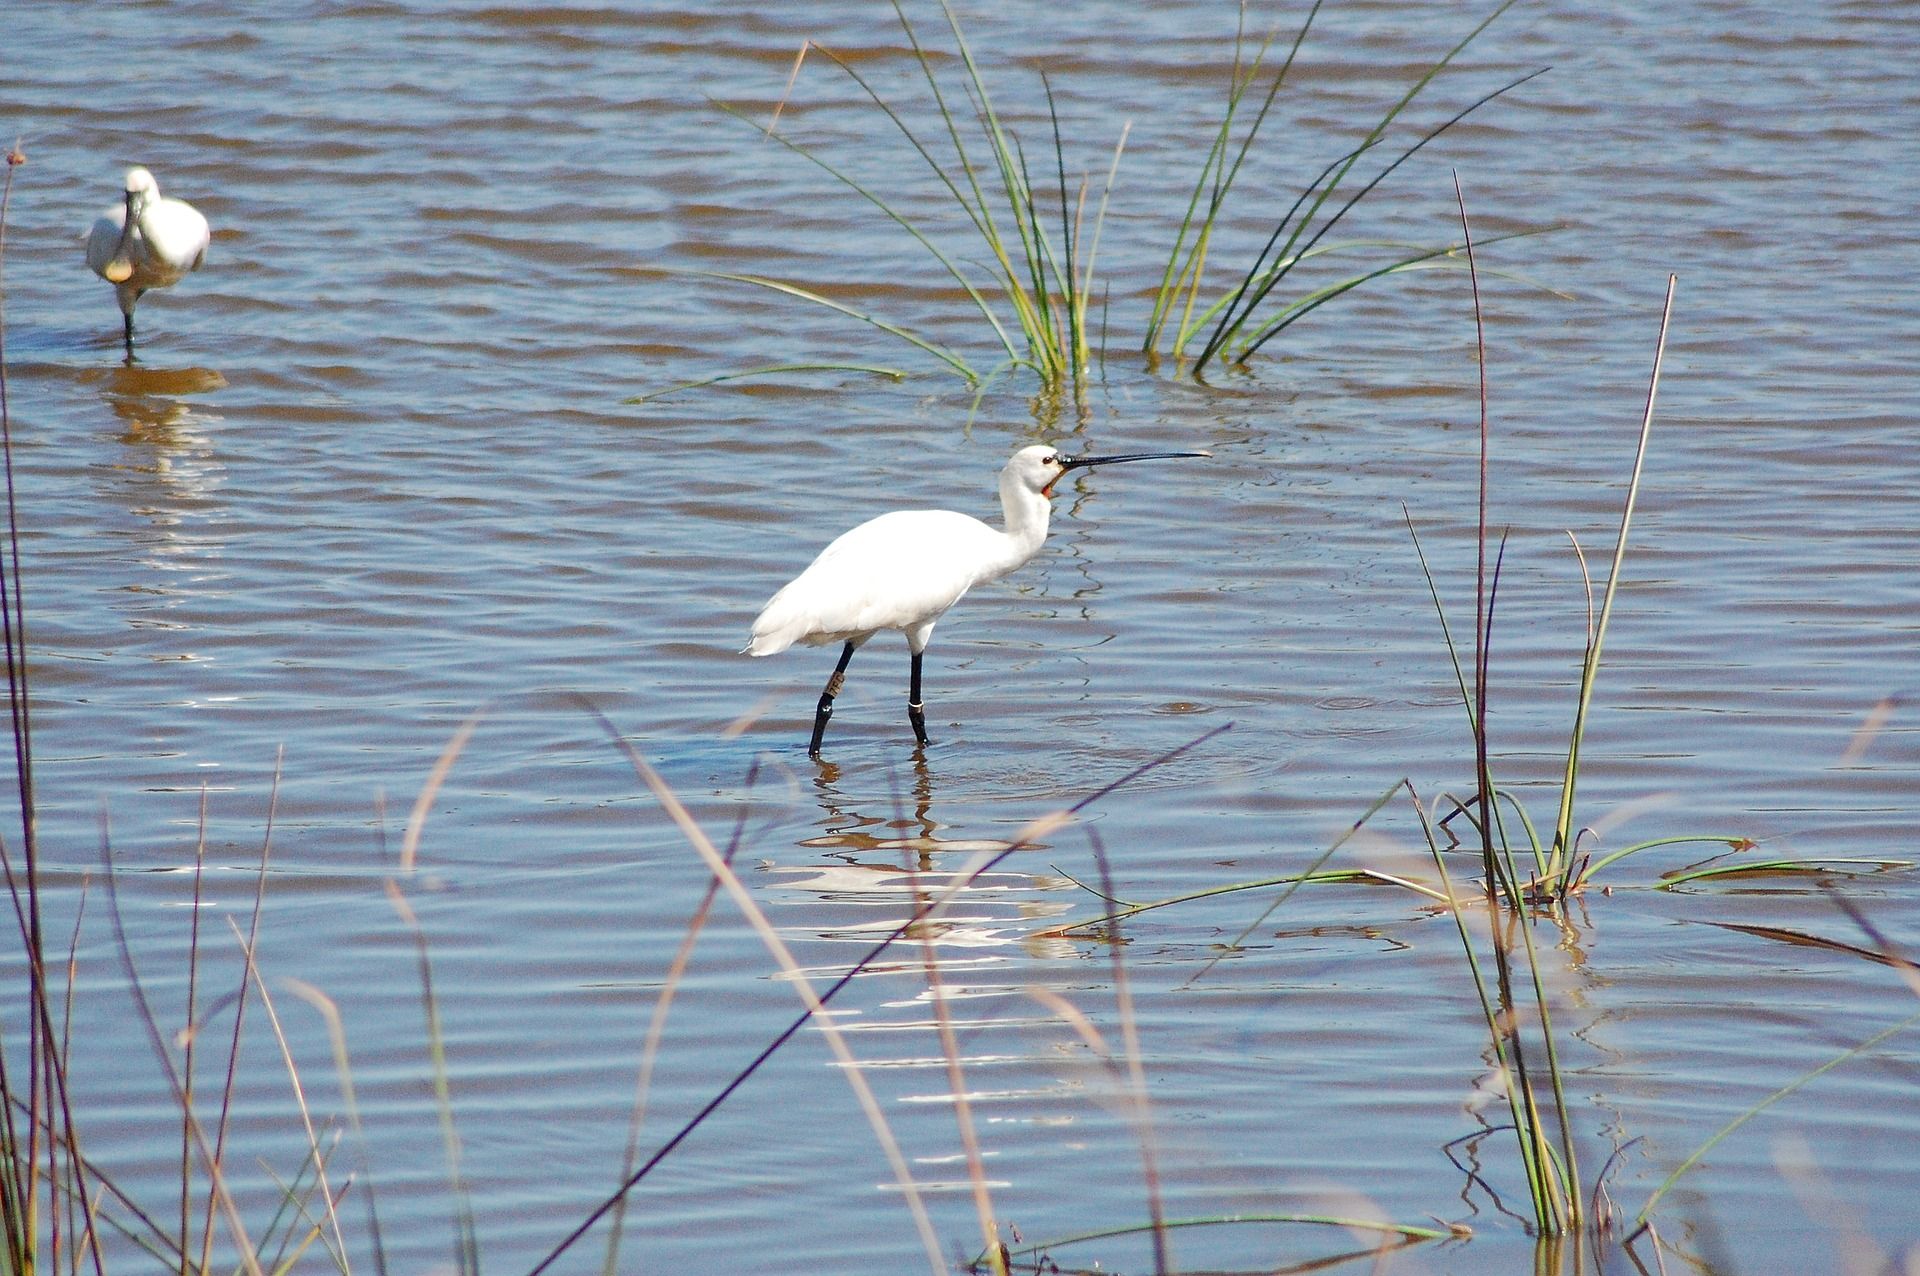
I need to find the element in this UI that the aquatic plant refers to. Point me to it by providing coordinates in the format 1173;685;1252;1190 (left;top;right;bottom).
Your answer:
0;139;111;1276
679;0;1545;398
1148;1;1551;374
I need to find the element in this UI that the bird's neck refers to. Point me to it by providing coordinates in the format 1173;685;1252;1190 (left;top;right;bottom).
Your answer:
990;470;1053;576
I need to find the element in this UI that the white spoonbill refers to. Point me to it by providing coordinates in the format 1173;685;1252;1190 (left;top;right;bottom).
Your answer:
85;166;210;352
745;443;1209;756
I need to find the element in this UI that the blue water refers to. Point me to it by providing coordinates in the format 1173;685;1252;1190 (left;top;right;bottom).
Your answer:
1;0;1915;1271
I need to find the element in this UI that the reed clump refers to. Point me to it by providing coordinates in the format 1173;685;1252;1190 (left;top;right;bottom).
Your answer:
670;0;1549;400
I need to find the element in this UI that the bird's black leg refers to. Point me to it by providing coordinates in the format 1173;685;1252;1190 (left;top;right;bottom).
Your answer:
809;641;857;758
907;650;931;747
122;310;136;358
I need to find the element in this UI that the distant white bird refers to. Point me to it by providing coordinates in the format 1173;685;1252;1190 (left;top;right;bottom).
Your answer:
85;166;210;351
746;443;1209;756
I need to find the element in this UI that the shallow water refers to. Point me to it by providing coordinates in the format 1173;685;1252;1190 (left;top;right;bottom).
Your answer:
2;1;1917;1272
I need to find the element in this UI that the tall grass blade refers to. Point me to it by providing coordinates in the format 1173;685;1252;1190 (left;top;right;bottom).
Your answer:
1227;229;1559;350
282;980;383;1276
1450;174;1494;856
0;140;109;1276
256;1153;348;1276
1416;791;1556;1227
993;1212;1447;1265
823;5;1055;367
720;84;1024;367
1087;830;1169;1275
1576;834;1745;880
1634;1009;1920;1227
1230;68;1548;364
1186;142;1376;367
1195;60;1545;370
228;922;352;1275
384;884;479;1276
1405;509;1478;736
564;707;946;1276
100;827;265;1276
1144;2;1325;356
400;709;485;876
1038;866;1448;937
687;270;979;381
201;755;283;1276
1179;778;1415;990
626;363;906;404
904;836;1003;1275
1548;275;1678;876
601;766;756;1276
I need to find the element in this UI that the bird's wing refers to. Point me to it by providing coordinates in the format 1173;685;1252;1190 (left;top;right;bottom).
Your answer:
144;201;211;272
83;207;126;276
747;510;998;654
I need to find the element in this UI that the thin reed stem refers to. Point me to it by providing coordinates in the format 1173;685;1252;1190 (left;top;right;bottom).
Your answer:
229;924;353;1275
1549;275;1678;872
100;824;266;1276
201;751;282;1275
602;763;758;1276
1088;831;1169;1274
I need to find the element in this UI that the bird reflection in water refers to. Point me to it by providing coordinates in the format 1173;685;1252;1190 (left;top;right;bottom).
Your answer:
79;363;230;588
85;362;225;459
803;751;1011;871
775;752;1077;955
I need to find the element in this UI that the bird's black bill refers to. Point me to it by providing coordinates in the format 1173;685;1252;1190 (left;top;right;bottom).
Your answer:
1058;450;1210;471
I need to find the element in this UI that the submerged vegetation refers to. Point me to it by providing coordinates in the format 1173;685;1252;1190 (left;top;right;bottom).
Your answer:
640;0;1555;402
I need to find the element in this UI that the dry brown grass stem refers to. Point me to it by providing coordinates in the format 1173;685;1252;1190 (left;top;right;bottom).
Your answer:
602;763;758;1276
903;854;1003;1275
1089;831;1169;1274
400;709;485;875
282;979;387;1276
99;828;264;1276
226;921;353;1273
767;41;814;136
200;751;282;1275
596;726;946;1274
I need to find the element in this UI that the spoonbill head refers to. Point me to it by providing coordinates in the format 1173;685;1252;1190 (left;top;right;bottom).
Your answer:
85;166;210;352
745;442;1209;756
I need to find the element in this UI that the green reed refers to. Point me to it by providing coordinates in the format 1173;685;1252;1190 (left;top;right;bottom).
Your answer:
698;0;1120;395
1410;271;1699;910
1152;1;1551;372
0;138;104;1276
1039;213;1680;1243
694;0;1538;398
1391;193;1597;1240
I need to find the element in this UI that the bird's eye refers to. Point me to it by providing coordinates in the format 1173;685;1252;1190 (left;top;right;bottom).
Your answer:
1042;454;1057;465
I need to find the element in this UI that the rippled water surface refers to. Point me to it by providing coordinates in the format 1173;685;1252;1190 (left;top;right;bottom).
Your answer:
3;1;1917;1272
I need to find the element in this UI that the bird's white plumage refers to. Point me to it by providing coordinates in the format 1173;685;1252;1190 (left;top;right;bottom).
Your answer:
747;509;1011;655
85;167;210;334
746;445;1065;658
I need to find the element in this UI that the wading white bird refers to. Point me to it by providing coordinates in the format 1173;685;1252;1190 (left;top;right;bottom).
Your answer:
85;166;210;352
745;443;1208;756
